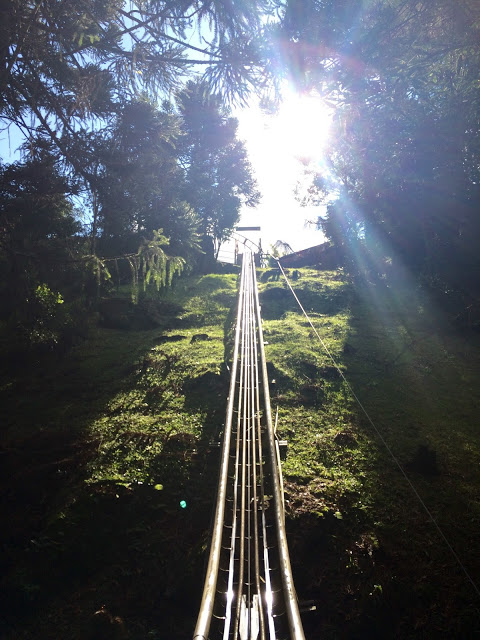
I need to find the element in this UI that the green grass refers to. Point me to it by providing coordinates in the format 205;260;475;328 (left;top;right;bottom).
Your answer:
258;268;480;637
0;273;239;640
1;266;480;638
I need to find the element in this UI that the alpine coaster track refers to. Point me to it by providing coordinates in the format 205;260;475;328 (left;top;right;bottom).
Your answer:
193;250;306;640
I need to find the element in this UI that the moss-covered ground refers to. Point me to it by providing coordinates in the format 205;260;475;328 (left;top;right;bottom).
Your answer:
1;267;480;638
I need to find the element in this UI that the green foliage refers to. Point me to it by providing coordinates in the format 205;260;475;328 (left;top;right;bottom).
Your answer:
176;80;261;253
0;2;267;356
91;90;254;268
85;254;111;287
267;240;294;266
0;152;88;352
95;100;186;243
26;283;65;347
278;0;480;305
1;91;244;353
139;229;185;293
1;0;274;135
85;230;187;304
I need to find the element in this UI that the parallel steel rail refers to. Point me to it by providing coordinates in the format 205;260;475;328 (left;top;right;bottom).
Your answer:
193;250;305;640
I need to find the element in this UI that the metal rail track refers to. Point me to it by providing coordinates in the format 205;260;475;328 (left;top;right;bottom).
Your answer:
194;250;305;640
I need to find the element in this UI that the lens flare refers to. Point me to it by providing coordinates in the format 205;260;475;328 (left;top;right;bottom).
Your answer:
274;90;332;163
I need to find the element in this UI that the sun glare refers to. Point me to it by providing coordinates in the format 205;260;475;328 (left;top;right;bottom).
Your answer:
273;90;332;163
234;87;331;252
236;88;332;187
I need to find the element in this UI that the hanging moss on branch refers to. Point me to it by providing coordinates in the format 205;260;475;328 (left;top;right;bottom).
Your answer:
84;254;112;302
138;229;185;294
126;254;140;303
83;230;184;304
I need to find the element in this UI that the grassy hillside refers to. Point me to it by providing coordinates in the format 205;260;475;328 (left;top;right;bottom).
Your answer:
1;268;479;639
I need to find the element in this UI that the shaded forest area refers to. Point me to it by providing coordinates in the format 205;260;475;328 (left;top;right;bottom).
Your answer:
293;0;480;319
0;0;263;359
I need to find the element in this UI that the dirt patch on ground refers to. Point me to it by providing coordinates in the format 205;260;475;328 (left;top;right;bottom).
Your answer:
284;481;334;518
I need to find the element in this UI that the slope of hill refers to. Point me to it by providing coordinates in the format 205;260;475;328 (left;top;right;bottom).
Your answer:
1;268;479;639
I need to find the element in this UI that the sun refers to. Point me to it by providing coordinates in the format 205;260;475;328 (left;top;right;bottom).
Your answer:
233;87;331;252
235;87;332;187
272;88;332;164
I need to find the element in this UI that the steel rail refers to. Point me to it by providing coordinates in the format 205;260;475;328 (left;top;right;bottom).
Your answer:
251;256;305;640
193;250;305;640
193;259;246;640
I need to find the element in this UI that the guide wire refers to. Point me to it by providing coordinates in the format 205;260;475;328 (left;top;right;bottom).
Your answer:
274;258;480;600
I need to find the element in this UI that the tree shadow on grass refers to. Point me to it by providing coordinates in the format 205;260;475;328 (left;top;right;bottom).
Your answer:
259;269;480;638
182;285;238;449
310;277;480;639
0;298;211;638
183;370;229;447
1;467;208;639
0;273;247;639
